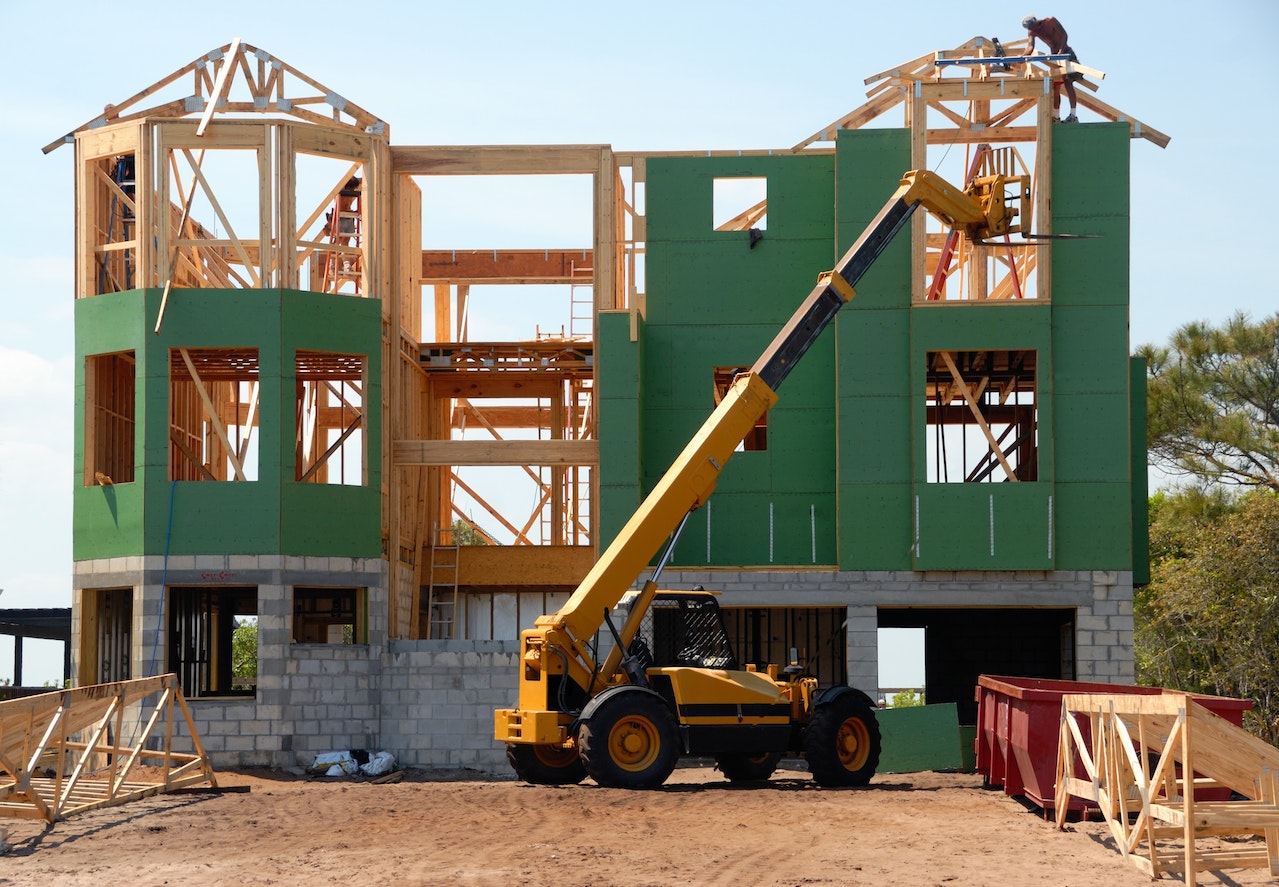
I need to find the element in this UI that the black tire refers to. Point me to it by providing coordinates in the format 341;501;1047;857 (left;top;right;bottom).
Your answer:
506;742;587;786
578;690;680;789
715;751;782;783
804;693;881;787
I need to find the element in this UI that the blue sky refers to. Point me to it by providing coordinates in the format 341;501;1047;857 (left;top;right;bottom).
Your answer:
1;1;1275;684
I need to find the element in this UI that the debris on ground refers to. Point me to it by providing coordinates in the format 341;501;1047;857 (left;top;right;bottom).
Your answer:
306;749;398;779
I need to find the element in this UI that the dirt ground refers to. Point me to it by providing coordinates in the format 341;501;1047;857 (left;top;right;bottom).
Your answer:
0;762;1273;886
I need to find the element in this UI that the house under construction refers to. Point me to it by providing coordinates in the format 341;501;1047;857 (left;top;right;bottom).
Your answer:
59;37;1163;769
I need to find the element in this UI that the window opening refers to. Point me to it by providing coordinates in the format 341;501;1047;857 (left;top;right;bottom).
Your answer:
168;586;257;698
163;146;265;290
920;144;1039;302
293;587;366;644
713;366;766;451
82;588;132;685
168;348;259;481
925;349;1037;482
291;156;369;294
712;177;767;232
85;351;136;486
296;350;366;485
95;154;137;294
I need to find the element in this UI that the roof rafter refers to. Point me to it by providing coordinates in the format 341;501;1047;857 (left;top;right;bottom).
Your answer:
792;35;1167;151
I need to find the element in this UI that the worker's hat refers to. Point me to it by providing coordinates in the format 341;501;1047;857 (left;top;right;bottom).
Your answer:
1022;15;1037;28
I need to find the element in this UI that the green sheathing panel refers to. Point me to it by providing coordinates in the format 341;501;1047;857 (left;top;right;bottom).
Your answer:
876;703;965;774
642;154;838;567
1130;357;1150;584
73;288;380;561
911;305;1055;570
834;130;915;569
1050;124;1134;569
278;290;382;556
74;291;149;555
597;310;643;549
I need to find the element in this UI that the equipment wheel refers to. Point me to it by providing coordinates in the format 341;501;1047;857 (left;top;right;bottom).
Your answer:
506;742;587;785
578;691;679;789
804;693;881;787
715;751;782;783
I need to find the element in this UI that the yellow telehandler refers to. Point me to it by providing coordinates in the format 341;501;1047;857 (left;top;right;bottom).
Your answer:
495;166;1030;788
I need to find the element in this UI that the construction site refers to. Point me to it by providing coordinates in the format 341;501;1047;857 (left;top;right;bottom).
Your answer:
3;30;1278;886
53;32;1153;764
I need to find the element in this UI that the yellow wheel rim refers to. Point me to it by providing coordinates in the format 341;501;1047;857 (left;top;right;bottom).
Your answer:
532;744;578;769
607;715;660;772
837;717;871;771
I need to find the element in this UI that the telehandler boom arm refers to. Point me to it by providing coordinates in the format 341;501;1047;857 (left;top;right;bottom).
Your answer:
496;168;1025;746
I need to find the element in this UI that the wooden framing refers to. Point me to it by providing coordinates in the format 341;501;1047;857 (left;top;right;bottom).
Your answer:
1055;693;1279;885
0;675;217;823
387;144;617;637
789;36;1166;307
45;40;387;155
794;36;1168;151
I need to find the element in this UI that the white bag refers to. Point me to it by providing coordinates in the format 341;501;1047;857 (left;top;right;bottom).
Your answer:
360;750;396;776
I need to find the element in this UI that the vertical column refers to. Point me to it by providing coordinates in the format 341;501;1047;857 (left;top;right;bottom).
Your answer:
1074;570;1135;683
909;84;928;300
1034;88;1054;296
845;605;879;693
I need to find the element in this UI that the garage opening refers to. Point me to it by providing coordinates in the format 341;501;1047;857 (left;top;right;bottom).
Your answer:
878;607;1075;724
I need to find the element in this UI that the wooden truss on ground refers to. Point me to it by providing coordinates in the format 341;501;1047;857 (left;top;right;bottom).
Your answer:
0;675;217;823
1055;693;1279;885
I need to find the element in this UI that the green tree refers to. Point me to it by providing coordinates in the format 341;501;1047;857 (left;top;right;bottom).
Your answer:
232;619;258;690
1136;491;1279;745
451;518;493;546
1139;312;1279;491
890;689;925;708
1146;486;1236;565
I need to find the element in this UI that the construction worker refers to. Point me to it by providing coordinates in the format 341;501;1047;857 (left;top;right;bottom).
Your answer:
1022;15;1081;122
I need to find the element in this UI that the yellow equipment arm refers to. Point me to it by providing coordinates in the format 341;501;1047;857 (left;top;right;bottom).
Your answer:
497;168;1020;744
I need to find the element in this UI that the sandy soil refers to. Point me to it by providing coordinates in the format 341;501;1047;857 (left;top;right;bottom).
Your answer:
0;762;1272;886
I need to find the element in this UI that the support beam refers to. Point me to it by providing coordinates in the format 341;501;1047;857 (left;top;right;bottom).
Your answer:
394;439;597;466
421;249;594;284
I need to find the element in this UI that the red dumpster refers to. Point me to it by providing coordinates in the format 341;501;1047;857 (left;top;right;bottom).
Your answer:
974;675;1252;813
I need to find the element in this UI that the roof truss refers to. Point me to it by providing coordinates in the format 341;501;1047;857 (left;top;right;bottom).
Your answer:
44;38;387;154
793;36;1168;150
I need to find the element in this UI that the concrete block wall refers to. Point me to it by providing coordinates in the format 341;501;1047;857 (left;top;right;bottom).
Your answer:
73;553;395;769
72;556;1134;774
379;640;519;773
660;567;1136;692
1077;570;1136;683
